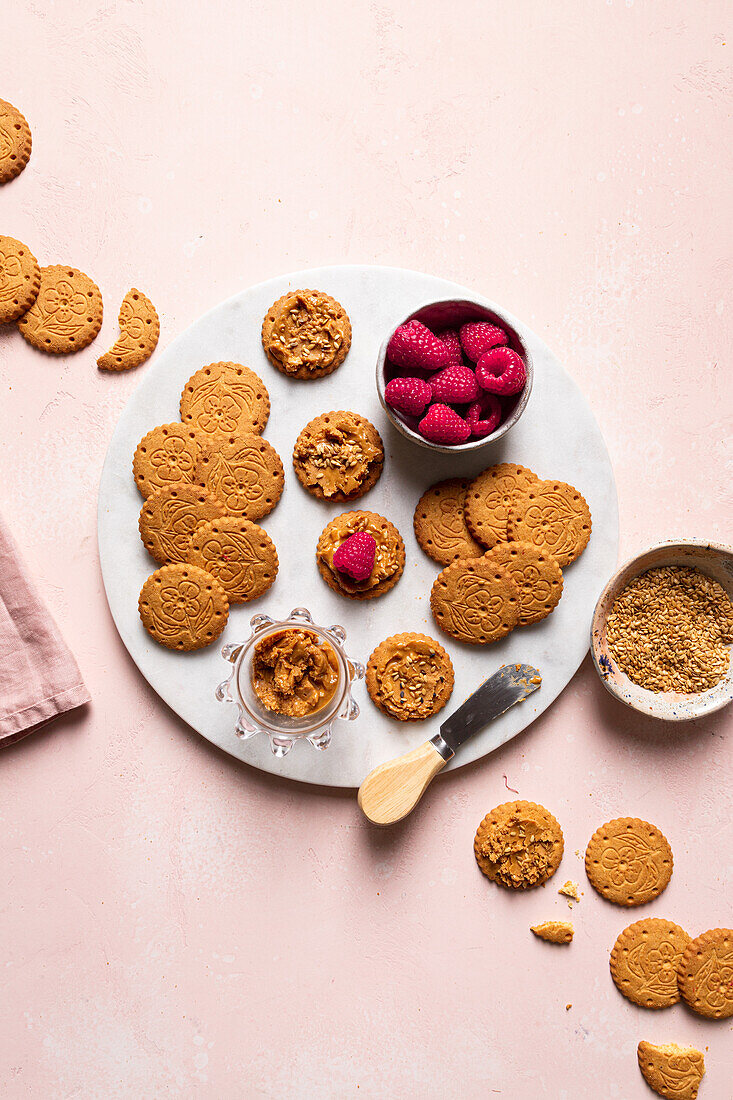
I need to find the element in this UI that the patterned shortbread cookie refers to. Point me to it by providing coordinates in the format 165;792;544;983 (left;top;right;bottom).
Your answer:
677;927;733;1019
483;541;563;626
293;411;384;502
507;479;592;566
195;433;284;520
139;484;226;564
0;235;40;323
188;517;278;603
138;563;229;651
430;557;520;644
0;99;32;184
465;463;538;548
366;633;454;720
98;288;159;371
610;918;691;1008
637;1041;705;1100
18;265;103;353
585;817;673;906
413;478;483;565
474;801;564;889
180;361;270;440
262;288;351;379
133;423;204;499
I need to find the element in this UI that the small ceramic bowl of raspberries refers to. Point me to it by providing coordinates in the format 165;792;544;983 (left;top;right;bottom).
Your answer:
376;299;532;453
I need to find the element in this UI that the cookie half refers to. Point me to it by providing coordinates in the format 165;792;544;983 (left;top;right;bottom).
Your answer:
507;479;592;566
139;484;226;564
188;517;278;603
195;433;284;520
430;557;520;644
316;510;405;600
677;927;733;1019
483;541;563;626
366;633;454;720
474;801;564;889
637;1041;705;1100
180;361;270;440
0;236;40;323
610;918;691;1008
0;99;32;184
465;463;538;549
414;478;483;565
18;265;103;354
133;423;204;499
262;288;351;379
585;817;673;907
293;410;384;502
97;288;159;371
138;563;229;651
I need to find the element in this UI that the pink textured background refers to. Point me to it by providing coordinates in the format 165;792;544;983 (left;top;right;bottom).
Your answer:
1;4;731;1097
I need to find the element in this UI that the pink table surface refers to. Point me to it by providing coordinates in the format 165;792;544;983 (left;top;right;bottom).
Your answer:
1;3;731;1098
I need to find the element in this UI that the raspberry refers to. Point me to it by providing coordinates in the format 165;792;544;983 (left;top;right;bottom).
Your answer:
418;403;471;445
430;363;479;404
332;531;376;582
435;329;463;366
384;376;432;417
466;394;502;438
459;321;508;362
386;320;449;372
476;347;527;395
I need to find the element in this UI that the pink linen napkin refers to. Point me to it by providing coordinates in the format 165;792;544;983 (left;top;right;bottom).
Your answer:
0;512;90;745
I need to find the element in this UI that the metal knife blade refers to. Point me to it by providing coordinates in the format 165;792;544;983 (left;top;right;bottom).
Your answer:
436;663;541;757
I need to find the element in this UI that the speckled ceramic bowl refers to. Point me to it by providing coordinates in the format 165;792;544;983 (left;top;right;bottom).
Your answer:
591;540;733;720
375;298;533;454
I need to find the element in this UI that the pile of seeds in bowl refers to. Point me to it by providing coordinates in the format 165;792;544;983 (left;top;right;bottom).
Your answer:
605;565;733;693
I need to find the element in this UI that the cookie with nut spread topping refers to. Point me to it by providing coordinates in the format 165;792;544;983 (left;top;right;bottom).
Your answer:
293;411;384;502
474;801;564;889
414;478;483;566
180;361;270;440
483;541;563;626
188;516;278;603
366;633;454;720
316;511;405;599
195;433;284;521
262;289;351;379
430;556;520;644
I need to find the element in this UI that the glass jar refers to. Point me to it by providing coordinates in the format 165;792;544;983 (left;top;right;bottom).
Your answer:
215;607;364;757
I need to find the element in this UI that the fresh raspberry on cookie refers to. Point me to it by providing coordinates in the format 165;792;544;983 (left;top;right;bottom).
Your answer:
333;531;376;582
476;347;527;395
387;320;449;373
384;376;432;417
418;404;471;445
459;321;508;362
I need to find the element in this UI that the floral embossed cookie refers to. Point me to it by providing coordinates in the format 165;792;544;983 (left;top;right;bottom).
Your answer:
366;633;454;720
507;479;592;566
317;511;405;599
677;927;733;1019
139;484;226;565
195;433;284;520
18;265;103;353
293;411;384;502
133;423;204;499
413;478;483;565
98;288;159;371
138;563;229;651
610;918;691;1008
483;541;563;626
637;1041;705;1100
430;557;520;644
465;463;538;549
262;289;351;379
180;361;270;440
0;236;40;323
585;817;673;906
188;517;278;603
474;801;564;889
0;99;32;184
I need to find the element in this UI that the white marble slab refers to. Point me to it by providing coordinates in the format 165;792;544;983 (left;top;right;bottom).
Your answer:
97;265;619;787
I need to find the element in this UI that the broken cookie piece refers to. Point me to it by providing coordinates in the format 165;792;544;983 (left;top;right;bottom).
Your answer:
531;921;574;944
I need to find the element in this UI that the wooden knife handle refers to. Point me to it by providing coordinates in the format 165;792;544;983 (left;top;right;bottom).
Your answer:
357;741;447;826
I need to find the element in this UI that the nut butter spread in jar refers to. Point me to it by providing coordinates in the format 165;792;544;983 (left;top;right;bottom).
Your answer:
252;628;340;718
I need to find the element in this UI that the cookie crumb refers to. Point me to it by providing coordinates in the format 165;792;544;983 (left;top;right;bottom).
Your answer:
565;1003;572;1011
558;880;580;902
531;921;574;944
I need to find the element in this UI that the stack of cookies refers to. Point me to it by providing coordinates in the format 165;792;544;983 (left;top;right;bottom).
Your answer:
414;462;591;644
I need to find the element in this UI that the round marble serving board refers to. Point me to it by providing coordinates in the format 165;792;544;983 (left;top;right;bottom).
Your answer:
98;265;619;788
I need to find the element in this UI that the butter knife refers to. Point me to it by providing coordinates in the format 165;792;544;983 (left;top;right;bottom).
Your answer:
358;663;541;826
